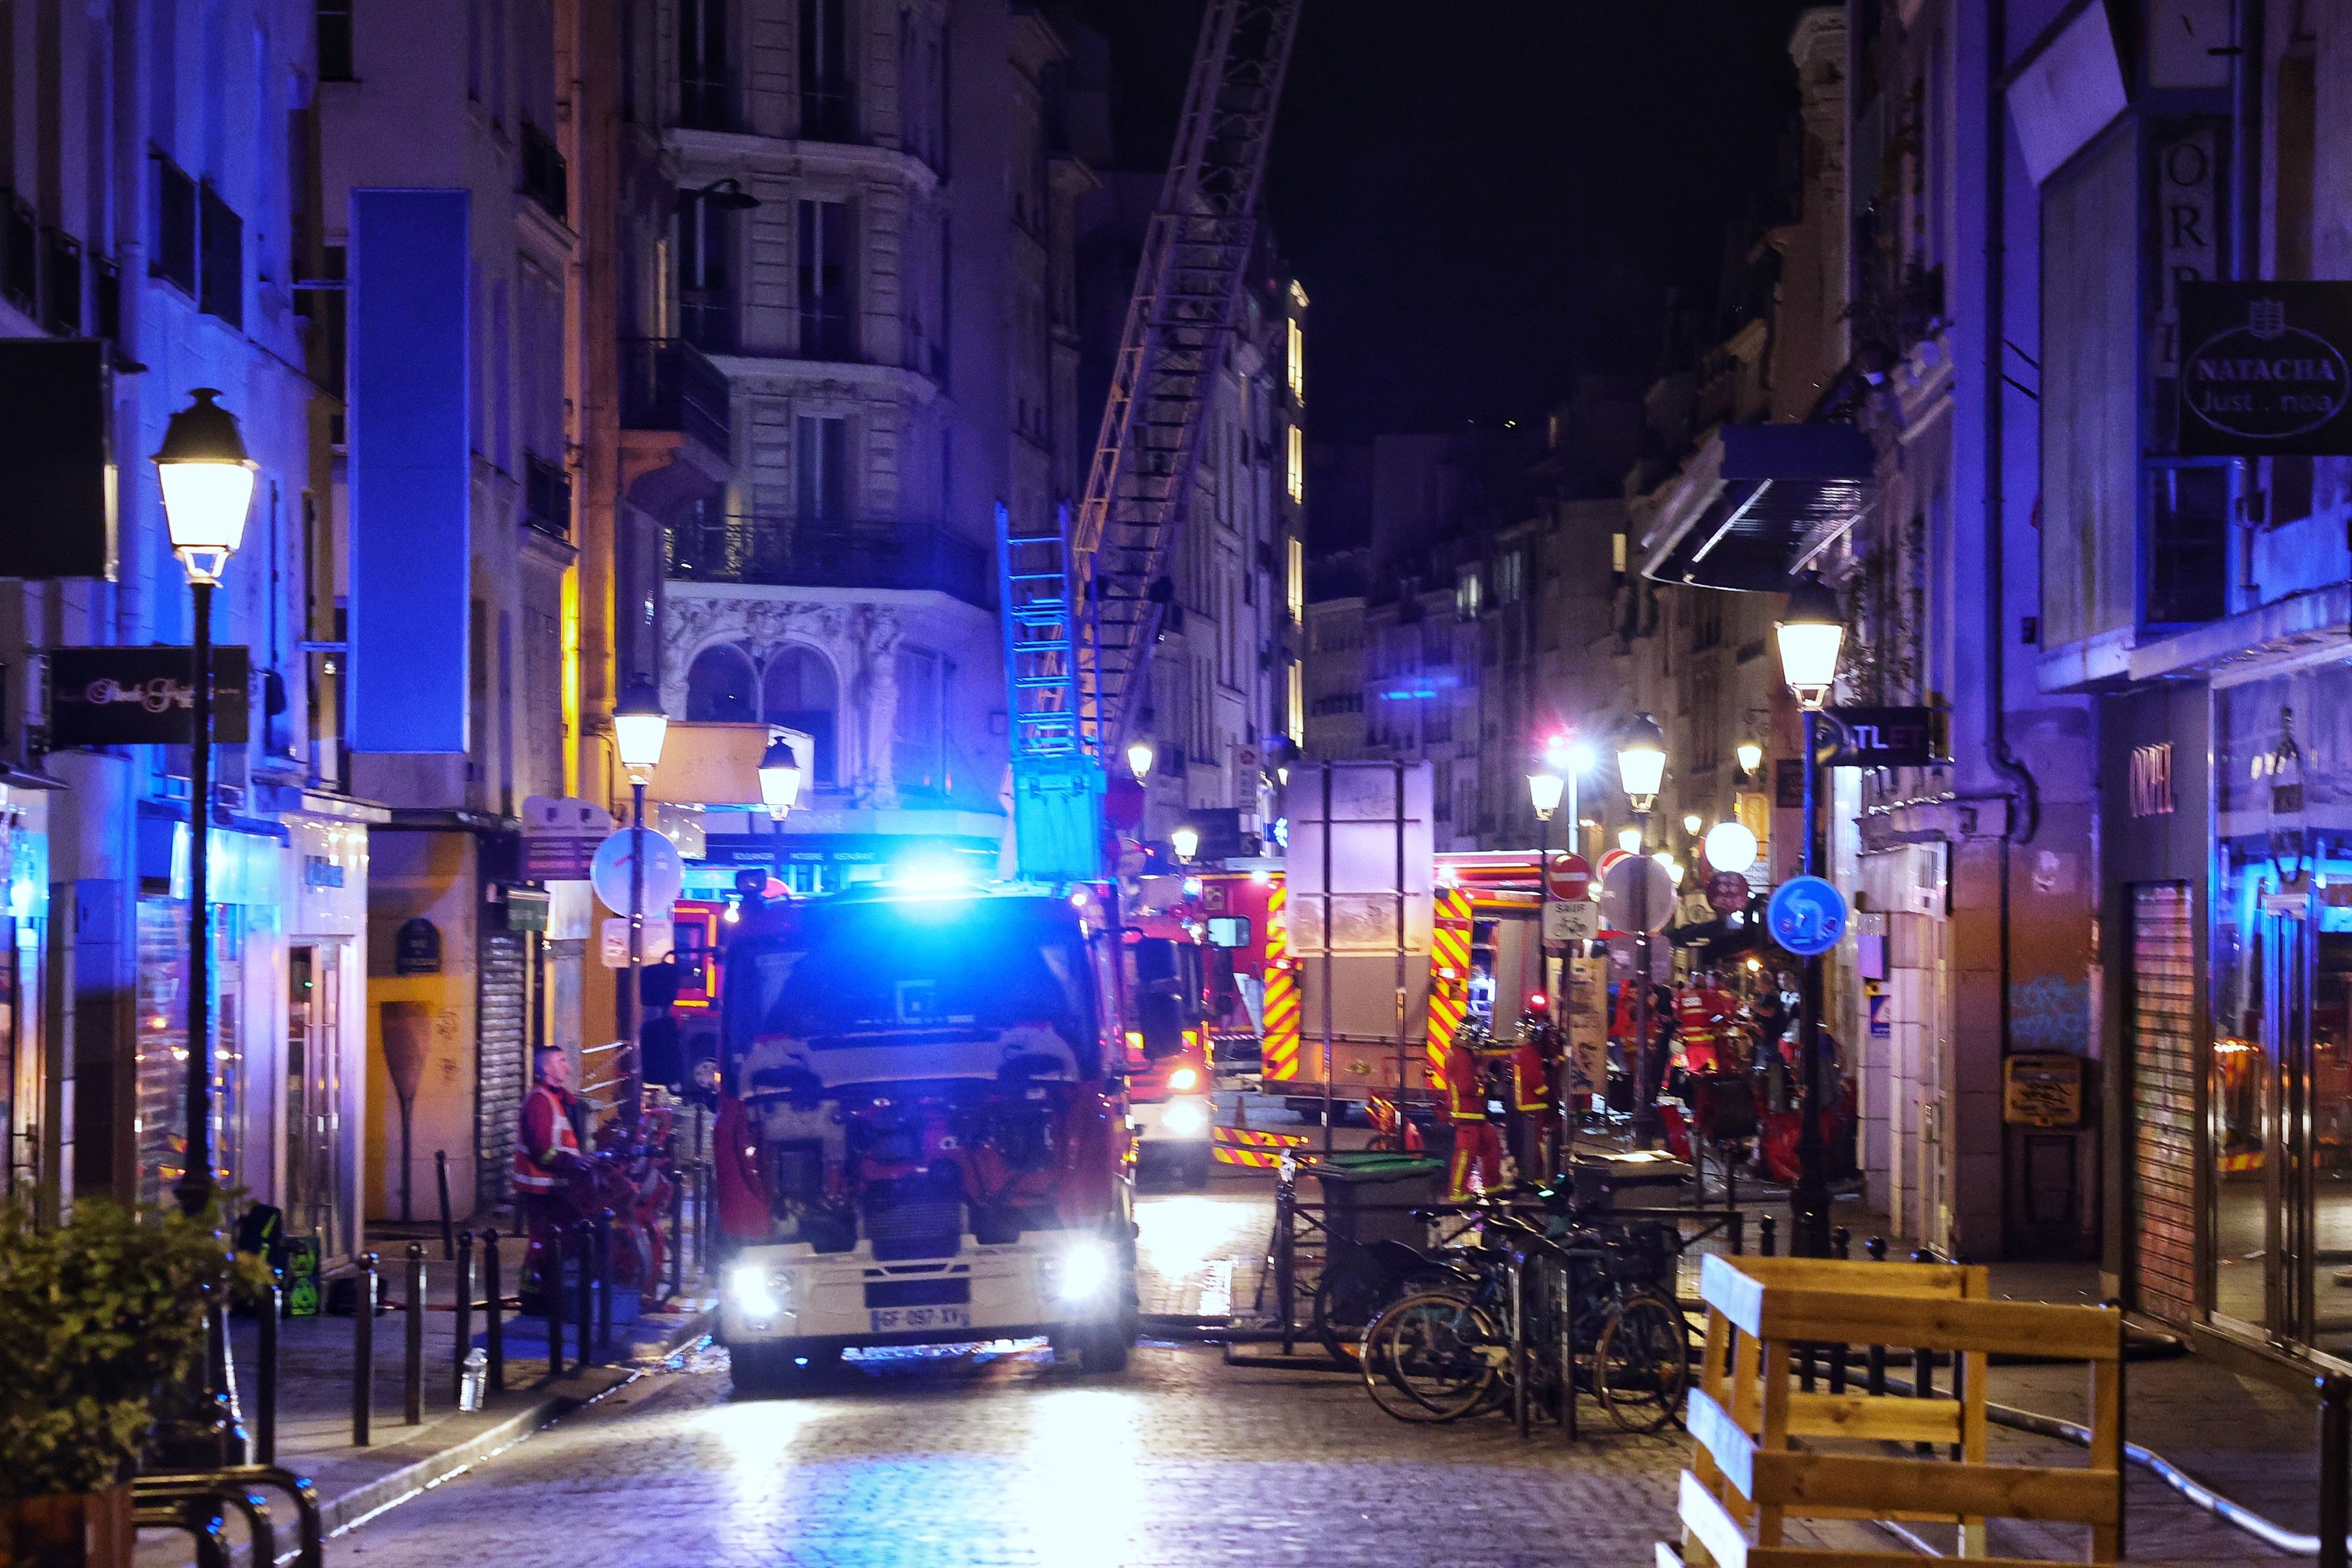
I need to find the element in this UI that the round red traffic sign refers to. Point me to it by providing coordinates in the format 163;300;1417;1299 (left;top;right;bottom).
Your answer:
1706;871;1751;914
1545;852;1592;902
1596;848;1632;878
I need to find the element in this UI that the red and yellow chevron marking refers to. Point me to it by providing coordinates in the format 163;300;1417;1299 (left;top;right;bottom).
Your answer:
1211;1125;1308;1168
1424;886;1475;1094
1261;881;1301;1081
1213;1145;1288;1168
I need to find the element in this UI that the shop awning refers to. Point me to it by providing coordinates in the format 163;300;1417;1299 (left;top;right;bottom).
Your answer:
1639;423;1878;591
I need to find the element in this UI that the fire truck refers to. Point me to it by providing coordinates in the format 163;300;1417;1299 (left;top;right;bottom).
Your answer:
711;880;1142;1391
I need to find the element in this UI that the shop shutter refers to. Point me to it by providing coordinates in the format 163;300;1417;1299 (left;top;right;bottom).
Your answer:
2129;882;2197;1325
475;932;528;1211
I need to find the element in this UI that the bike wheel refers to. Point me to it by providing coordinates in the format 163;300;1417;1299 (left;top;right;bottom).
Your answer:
1360;1291;1501;1423
1593;1291;1691;1433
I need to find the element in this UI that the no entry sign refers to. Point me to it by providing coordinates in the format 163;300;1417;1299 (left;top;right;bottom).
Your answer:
1545;852;1592;902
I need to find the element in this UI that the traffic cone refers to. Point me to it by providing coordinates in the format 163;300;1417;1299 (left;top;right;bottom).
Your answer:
1234;1090;1250;1129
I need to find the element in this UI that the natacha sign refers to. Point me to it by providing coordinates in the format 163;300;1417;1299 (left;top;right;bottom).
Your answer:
48;646;252;746
2177;282;2352;456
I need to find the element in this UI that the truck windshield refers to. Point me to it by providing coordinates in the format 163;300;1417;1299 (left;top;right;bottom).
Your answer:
727;898;1100;1075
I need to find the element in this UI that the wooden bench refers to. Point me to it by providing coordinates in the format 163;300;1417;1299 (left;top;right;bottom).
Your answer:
1669;1252;2124;1565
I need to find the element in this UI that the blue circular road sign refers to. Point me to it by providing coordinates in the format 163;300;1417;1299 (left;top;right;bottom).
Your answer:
1766;875;1849;958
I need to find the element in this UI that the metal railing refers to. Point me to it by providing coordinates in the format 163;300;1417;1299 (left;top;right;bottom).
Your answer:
617;336;732;454
665;515;991;607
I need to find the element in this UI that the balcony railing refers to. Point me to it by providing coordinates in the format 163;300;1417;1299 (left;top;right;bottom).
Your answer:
619;336;732;455
666;516;989;607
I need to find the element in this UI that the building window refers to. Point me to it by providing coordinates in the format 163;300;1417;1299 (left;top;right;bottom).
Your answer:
799;0;852;141
1286;316;1304;403
153;158;198;295
763;645;838;784
1286;664;1302;741
893;646;943;793
1496;549;1524;604
797;199;854;359
1456;570;1481;621
685;643;757;723
318;0;356;80
676;188;737;353
795;414;848;521
1285;424;1304;503
1285;537;1304;624
679;0;731;131
198;182;243;328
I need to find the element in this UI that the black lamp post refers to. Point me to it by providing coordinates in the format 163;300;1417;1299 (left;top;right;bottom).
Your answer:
1776;574;1847;1257
156;389;256;1219
1616;713;1666;1147
613;680;669;1126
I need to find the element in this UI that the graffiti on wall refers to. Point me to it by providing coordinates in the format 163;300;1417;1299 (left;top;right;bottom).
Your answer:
2010;975;2091;1053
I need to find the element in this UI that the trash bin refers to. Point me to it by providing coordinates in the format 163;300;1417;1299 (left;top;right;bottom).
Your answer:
1307;1152;1444;1248
1568;1149;1692;1212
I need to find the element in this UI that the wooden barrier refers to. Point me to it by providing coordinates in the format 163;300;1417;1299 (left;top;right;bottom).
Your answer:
1672;1252;2124;1566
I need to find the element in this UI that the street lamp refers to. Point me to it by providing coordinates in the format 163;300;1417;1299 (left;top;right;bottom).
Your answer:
1736;740;1765;777
1617;825;1643;854
1776;574;1847;1256
1126;738;1155;782
1526;769;1565;821
1616;712;1668;1145
1682;812;1703;837
759;737;804;822
1170;823;1200;862
613;679;669;1125
156;389;256;1219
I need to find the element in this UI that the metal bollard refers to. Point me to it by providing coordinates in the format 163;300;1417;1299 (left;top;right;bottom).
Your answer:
573;1221;596;1368
1758;1214;1777;1258
483;1229;506;1395
544;1223;566;1378
596;1209;617;1358
1273;1178;1297;1356
436;1150;456;1259
2320;1374;2350;1568
1509;1253;1529;1440
352;1252;377;1448
452;1231;475;1404
1556;1255;1578;1445
1865;1235;1887;1262
669;1168;686;1302
405;1245;426;1425
256;1276;280;1466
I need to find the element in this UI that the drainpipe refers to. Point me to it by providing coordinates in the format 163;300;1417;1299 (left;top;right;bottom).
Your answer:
2230;0;2265;593
1982;0;2038;846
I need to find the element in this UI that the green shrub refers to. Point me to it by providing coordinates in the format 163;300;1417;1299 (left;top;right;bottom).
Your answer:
0;1195;268;1499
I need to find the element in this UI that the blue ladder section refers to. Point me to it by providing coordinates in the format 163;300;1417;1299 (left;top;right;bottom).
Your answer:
998;502;1084;761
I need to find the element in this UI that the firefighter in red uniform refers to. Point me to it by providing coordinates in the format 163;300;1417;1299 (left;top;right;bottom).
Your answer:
1509;995;1555;1181
1445;1031;1505;1201
514;1047;593;1246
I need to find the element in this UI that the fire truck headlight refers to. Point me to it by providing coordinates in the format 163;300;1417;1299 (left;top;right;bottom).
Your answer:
729;1262;784;1321
1165;1065;1200;1093
1159;1096;1210;1138
1050;1236;1117;1304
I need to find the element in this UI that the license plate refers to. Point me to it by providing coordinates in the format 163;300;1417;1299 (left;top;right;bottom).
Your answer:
868;1304;971;1333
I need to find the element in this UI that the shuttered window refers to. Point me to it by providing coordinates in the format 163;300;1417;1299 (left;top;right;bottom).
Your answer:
2130;881;2198;1325
474;932;529;1211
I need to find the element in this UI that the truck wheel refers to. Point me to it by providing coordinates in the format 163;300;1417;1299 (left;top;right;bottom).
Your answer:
1077;1322;1132;1375
1183;1148;1213;1190
729;1341;786;1397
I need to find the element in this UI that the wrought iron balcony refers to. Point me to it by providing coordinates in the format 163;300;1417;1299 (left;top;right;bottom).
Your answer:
619;336;732;456
666;516;990;607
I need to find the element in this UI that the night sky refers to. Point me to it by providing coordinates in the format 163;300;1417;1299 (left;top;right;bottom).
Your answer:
1071;0;1816;443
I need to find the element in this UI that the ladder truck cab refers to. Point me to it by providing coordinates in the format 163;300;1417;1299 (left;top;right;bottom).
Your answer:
1119;890;1214;1190
711;880;1139;1390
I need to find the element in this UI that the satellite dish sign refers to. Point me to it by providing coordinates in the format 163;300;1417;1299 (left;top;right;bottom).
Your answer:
591;826;685;918
1599;854;1675;934
1766;875;1849;958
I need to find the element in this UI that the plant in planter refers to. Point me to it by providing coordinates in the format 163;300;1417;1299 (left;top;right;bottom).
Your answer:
0;1193;268;1567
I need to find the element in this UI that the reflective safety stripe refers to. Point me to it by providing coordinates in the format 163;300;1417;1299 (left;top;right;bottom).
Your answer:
1261;882;1301;1081
1425;887;1474;1094
512;1084;581;1194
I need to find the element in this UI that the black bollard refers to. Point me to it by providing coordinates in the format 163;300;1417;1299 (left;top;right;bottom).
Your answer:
2320;1374;2350;1568
544;1223;566;1377
1759;1214;1777;1258
669;1168;685;1302
436;1150;456;1259
352;1252;377;1448
483;1229;506;1394
1826;1228;1851;1393
573;1221;596;1368
405;1244;426;1425
596;1209;617;1358
1865;1235;1887;1262
452;1231;475;1404
256;1275;280;1466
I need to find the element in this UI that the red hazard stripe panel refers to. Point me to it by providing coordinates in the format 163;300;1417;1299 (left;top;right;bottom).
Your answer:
1213;1125;1308;1149
1262;881;1301;1081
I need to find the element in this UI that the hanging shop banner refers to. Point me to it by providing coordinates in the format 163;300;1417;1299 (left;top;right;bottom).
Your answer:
1821;706;1943;768
2177;282;2352;456
48;646;252;745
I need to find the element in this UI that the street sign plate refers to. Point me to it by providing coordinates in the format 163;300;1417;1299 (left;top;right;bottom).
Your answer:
591;826;685;917
1765;875;1849;957
1600;854;1675;934
1706;871;1751;914
1543;900;1598;943
600;916;676;968
1544;852;1592;902
1823;706;1943;768
522;795;614;882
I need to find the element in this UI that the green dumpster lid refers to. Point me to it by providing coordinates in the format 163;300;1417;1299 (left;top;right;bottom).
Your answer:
1305;1152;1445;1181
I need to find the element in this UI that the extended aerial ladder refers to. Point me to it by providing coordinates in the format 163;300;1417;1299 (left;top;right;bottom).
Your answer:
1001;0;1302;881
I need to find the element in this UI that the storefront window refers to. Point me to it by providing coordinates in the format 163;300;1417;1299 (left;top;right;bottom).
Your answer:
135;898;246;1209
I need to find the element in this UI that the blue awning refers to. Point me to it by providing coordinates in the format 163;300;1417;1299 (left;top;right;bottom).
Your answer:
1639;424;1878;592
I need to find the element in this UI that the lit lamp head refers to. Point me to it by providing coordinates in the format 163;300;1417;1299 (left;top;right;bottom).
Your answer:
1617;825;1643;854
1682;812;1703;836
1615;711;1666;815
1526;767;1565;822
1776;575;1846;711
1170;823;1200;862
155;388;257;586
757;736;804;822
1736;740;1765;776
613;679;669;787
1126;738;1155;783
1704;820;1760;875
